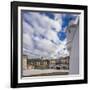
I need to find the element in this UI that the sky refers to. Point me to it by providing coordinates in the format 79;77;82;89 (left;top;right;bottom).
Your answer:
22;11;78;59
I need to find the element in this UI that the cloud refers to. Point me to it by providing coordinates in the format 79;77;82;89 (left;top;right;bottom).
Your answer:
35;38;57;53
23;17;34;35
23;33;33;50
22;11;70;59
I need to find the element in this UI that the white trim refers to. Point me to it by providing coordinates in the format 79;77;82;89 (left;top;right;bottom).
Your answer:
18;6;84;83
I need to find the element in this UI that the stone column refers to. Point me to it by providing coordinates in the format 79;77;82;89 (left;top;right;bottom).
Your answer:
23;55;27;70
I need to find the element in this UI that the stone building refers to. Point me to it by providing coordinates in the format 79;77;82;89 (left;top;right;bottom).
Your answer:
22;55;28;70
22;55;69;70
27;58;49;69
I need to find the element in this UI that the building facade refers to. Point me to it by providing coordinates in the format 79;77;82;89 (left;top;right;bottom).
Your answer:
22;55;69;70
66;17;79;74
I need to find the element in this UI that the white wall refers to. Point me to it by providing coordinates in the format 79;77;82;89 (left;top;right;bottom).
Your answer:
0;0;89;90
69;25;79;74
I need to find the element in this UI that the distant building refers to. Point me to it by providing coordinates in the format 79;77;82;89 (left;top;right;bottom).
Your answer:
66;17;79;74
27;59;49;69
22;55;28;70
55;56;69;70
22;55;69;70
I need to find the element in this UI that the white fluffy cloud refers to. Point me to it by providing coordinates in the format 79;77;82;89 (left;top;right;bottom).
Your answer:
22;11;69;59
23;33;33;49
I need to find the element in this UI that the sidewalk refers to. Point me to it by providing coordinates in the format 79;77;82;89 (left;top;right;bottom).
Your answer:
23;69;69;76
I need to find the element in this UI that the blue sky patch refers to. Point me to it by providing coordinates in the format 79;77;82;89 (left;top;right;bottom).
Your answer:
61;14;77;31
58;31;67;41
